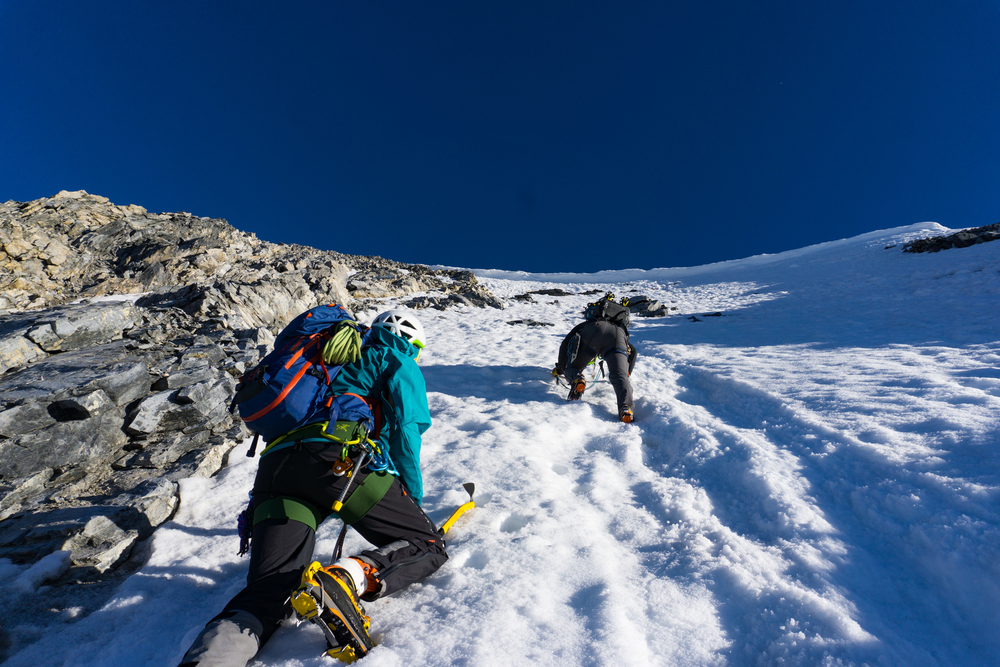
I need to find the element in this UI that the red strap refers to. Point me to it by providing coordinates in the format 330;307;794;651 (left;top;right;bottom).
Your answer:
244;359;313;422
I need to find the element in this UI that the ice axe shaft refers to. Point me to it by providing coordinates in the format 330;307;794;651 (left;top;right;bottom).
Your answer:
439;483;475;536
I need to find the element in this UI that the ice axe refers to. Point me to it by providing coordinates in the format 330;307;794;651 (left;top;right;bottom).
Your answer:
438;483;475;536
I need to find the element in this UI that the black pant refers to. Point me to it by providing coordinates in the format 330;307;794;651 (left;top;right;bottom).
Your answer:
558;320;636;410
218;440;447;645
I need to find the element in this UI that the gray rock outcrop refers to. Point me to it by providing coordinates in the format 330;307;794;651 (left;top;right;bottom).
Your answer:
903;222;1000;253
1;190;502;319
0;301;251;566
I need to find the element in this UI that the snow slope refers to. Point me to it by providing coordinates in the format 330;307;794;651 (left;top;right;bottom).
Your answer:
4;223;999;667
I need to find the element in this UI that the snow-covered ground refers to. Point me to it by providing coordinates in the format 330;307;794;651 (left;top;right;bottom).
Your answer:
3;223;999;666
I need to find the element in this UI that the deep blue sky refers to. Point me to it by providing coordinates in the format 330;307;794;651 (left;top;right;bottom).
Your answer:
2;1;998;272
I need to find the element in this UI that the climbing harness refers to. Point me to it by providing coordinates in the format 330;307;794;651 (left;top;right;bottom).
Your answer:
236;419;398;556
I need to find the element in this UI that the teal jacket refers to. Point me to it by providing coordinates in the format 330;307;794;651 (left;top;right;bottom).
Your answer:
327;330;430;504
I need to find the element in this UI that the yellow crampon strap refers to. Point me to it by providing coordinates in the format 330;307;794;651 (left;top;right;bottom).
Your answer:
327;645;362;663
322;321;362;365
290;562;326;620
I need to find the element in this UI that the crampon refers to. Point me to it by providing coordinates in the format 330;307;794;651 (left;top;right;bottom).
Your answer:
291;561;376;662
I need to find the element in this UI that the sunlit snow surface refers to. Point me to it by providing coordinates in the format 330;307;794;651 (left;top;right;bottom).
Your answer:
6;223;1000;666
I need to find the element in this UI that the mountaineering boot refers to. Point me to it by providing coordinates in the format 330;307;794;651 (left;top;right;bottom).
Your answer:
567;376;586;401
619;406;634;423
355;558;382;601
290;561;376;662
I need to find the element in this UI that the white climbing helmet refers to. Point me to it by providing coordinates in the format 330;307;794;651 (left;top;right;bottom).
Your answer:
372;309;426;349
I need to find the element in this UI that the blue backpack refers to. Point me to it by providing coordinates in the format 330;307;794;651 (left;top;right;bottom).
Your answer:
229;304;375;452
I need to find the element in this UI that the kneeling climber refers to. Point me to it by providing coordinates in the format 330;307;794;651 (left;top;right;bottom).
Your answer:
178;307;444;666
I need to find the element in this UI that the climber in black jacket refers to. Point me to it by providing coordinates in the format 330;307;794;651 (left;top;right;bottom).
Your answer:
553;292;638;423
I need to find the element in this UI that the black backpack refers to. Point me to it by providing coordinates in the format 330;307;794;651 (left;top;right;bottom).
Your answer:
584;294;630;329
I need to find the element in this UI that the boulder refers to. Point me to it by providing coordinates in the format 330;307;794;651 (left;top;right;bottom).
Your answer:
0;468;52;522
0;333;45;374
124;391;174;436
25;301;137;352
113;477;180;530
0;340;153;407
61;515;139;574
0;410;127;479
623;295;673;317
51;388;117;420
0;400;57;438
122;431;211;469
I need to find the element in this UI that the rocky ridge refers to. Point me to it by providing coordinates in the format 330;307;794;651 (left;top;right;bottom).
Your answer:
0;191;502;658
903;222;1000;253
